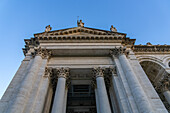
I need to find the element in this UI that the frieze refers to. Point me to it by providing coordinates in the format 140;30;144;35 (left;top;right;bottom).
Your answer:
37;35;123;41
133;45;170;53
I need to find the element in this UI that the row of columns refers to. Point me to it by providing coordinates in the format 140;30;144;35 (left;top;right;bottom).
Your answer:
51;67;112;113
6;47;160;113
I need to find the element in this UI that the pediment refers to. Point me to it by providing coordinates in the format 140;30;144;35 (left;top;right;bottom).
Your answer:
34;27;126;38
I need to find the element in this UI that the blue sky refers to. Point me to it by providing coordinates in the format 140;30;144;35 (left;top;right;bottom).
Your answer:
0;0;170;99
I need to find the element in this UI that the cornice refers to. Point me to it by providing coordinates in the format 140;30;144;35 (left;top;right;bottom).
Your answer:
133;45;170;54
34;27;126;37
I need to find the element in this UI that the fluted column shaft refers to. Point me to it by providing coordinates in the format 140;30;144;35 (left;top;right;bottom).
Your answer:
95;88;100;113
51;68;69;113
7;55;42;113
63;87;68;113
31;67;52;113
93;67;112;113
112;47;153;113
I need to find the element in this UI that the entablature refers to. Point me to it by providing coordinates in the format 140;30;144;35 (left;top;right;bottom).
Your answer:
133;45;170;55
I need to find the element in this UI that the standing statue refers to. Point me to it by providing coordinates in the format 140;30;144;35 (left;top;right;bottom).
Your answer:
110;25;117;32
77;19;84;27
45;25;52;32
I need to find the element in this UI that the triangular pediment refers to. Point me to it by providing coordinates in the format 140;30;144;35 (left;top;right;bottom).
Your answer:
34;27;126;38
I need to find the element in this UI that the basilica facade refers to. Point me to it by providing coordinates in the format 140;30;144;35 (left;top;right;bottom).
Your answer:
0;21;170;113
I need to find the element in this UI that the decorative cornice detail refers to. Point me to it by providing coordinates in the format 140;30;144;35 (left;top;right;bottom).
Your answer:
31;47;51;59
133;45;170;53
34;27;126;37
37;35;123;41
56;67;69;78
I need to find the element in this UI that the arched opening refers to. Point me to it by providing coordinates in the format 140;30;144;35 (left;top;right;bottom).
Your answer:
140;61;170;111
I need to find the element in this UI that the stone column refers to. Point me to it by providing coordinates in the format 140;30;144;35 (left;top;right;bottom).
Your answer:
94;88;100;113
111;47;154;113
162;76;170;104
93;67;112;113
31;67;52;113
63;87;68;113
91;79;100;113
51;67;69;113
7;47;51;113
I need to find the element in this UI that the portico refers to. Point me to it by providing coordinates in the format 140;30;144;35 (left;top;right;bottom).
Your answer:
0;21;169;113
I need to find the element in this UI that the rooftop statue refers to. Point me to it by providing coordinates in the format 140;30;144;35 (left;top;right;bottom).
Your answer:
110;25;117;32
45;25;52;32
77;19;84;27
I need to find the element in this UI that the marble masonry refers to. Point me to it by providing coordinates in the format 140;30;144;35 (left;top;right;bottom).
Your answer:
0;20;170;113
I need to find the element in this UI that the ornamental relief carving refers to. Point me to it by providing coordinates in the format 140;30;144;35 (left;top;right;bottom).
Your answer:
45;67;70;89
109;66;117;76
133;45;170;53
91;67;105;89
44;67;53;78
93;67;105;77
31;47;51;59
155;73;170;93
110;47;128;57
56;67;69;78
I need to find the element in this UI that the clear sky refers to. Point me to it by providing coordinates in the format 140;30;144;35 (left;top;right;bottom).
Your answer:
0;0;170;99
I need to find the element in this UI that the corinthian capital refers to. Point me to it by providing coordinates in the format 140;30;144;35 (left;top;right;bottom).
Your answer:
109;66;117;76
44;67;53;78
32;47;51;59
110;47;127;57
56;67;69;78
93;67;105;78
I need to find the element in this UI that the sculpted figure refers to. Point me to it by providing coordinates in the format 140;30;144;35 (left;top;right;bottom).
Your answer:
45;25;52;32
77;19;84;27
110;25;117;32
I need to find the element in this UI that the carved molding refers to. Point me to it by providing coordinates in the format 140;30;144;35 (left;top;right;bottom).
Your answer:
31;47;51;59
133;45;170;53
